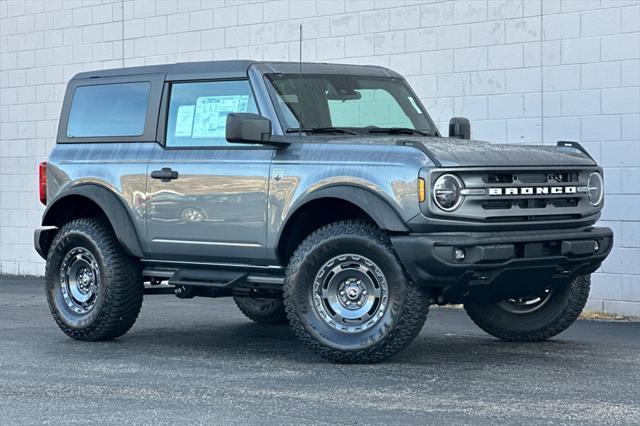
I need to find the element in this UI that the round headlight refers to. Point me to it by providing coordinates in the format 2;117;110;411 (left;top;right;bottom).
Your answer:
433;174;464;211
587;172;603;206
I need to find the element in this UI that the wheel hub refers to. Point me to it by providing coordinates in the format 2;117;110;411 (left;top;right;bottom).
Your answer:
312;254;388;333
338;279;367;309
60;247;100;315
77;267;94;293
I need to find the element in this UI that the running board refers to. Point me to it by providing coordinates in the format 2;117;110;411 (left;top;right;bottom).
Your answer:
169;268;247;288
143;266;284;291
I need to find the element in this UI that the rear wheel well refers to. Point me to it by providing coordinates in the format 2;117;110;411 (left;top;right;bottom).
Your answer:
40;195;113;257
41;187;145;258
44;195;107;228
277;198;378;264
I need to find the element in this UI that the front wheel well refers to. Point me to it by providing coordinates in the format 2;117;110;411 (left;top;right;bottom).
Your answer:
277;198;378;264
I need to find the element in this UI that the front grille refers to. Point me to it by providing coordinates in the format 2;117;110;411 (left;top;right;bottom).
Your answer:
482;199;512;210
486;171;580;185
484;214;582;222
486;173;514;184
482;197;580;210
428;167;600;223
550;198;580;208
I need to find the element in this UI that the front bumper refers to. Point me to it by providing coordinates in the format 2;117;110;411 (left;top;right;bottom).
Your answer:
390;226;613;302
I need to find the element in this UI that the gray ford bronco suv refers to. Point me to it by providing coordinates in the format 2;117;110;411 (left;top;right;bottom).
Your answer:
35;60;613;363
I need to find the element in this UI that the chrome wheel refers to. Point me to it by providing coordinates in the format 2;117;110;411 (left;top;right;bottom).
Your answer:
497;288;553;314
312;254;388;333
59;247;100;315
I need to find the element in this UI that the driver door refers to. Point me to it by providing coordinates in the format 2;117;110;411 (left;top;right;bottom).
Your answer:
145;79;272;264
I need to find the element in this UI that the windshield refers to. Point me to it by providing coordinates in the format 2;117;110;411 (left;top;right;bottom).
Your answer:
264;73;437;136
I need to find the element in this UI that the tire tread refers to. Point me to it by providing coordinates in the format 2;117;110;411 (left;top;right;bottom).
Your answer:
46;218;143;341
464;275;590;342
283;220;429;363
233;297;288;324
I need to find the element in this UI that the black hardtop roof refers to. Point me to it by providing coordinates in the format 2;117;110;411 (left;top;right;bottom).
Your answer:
71;60;401;81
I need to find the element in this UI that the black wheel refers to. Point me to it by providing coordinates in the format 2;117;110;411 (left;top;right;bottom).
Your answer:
464;275;591;342
45;218;143;341
233;297;288;324
284;220;429;363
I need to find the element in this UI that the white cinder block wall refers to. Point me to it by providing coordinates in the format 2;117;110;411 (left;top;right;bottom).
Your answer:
1;0;639;314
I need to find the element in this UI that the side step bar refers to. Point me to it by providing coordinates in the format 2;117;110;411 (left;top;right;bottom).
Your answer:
169;268;247;288
142;266;285;297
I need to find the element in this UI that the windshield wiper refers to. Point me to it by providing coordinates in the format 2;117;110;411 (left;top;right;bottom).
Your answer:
367;127;434;136
285;127;358;135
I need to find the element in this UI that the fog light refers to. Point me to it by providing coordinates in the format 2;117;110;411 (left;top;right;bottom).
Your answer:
454;248;466;261
594;241;599;252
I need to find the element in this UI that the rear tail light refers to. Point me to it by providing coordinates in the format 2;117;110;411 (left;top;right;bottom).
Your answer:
39;162;47;205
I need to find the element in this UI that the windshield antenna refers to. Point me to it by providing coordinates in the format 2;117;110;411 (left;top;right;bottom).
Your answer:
298;24;303;136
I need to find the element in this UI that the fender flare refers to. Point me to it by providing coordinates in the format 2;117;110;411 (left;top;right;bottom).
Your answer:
280;185;409;237
41;184;144;258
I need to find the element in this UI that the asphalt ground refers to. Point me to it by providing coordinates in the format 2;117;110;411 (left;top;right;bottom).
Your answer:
1;276;639;425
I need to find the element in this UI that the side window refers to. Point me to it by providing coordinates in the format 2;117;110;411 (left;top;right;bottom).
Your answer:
327;89;414;129
67;82;150;137
166;80;258;148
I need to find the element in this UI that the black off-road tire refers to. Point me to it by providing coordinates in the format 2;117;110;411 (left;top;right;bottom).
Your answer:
45;218;143;341
464;275;591;342
284;220;429;363
233;297;288;324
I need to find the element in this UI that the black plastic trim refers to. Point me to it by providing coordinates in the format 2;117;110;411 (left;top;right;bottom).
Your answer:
34;227;57;259
41;185;144;258
283;185;410;234
390;226;613;298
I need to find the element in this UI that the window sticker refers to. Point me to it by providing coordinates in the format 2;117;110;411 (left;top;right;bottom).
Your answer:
174;105;195;137
192;95;249;138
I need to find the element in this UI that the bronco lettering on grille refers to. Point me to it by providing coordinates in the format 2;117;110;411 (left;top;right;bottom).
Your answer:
488;186;578;196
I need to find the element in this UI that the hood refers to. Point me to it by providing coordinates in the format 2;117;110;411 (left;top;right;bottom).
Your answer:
410;137;596;168
293;135;596;168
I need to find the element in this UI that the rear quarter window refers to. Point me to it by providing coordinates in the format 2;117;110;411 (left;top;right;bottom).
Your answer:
66;82;151;137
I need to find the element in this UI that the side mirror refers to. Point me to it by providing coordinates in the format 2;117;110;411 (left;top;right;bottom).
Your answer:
226;113;272;144
449;117;471;140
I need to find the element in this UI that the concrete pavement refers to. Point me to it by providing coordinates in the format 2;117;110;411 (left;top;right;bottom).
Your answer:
1;276;638;425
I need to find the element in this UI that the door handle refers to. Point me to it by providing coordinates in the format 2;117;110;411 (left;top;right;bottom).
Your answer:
151;168;179;182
